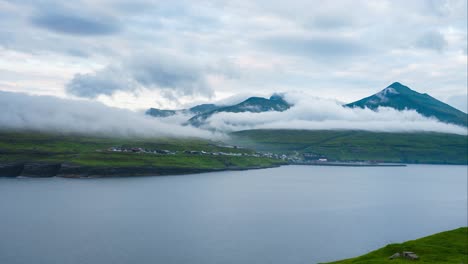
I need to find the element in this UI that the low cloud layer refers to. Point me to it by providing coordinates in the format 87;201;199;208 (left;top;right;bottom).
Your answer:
0;91;465;138
0;91;212;138
202;93;468;135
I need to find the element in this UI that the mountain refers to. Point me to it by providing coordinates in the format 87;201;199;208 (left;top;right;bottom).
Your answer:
346;82;467;127
145;104;222;118
146;94;292;126
188;94;291;126
145;108;177;118
188;104;220;115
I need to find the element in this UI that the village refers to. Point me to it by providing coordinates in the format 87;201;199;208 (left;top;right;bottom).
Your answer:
107;146;318;164
106;146;405;167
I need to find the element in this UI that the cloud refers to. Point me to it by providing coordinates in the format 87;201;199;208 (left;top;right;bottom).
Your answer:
129;54;212;96
0;91;465;139
0;91;212;138
0;0;466;109
201;93;467;135
66;66;135;98
425;0;467;17
415;31;447;51
66;53;214;99
307;15;354;29
30;12;120;36
258;34;367;59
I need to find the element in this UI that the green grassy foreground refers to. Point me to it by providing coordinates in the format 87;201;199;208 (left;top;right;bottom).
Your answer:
322;227;468;264
0;131;282;170
231;130;468;164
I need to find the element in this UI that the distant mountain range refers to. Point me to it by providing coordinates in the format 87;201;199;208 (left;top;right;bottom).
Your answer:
146;94;292;126
146;104;220;118
346;82;467;127
188;94;291;126
146;82;467;127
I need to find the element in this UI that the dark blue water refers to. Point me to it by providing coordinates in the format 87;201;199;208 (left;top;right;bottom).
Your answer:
0;165;466;264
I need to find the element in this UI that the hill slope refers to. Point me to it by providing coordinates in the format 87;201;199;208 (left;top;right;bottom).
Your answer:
231;129;468;164
146;104;221;118
0;131;283;177
188;94;291;126
322;227;467;264
145;95;290;123
346;82;467;127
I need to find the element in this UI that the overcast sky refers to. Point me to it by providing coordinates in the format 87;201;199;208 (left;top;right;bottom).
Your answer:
1;0;466;111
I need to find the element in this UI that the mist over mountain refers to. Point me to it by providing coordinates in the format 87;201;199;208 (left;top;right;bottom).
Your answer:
188;94;291;127
346;82;468;127
198;94;466;134
0;83;466;137
0;91;214;139
144;82;467;134
146;104;221;118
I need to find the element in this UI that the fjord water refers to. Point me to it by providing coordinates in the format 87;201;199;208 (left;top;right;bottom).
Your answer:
0;165;466;264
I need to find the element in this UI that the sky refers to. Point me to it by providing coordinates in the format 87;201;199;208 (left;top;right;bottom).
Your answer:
0;0;467;112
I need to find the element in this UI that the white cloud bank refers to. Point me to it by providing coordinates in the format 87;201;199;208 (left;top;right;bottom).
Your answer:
0;91;213;138
202;93;468;135
0;91;466;137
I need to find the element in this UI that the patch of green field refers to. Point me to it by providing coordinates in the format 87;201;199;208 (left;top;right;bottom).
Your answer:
231;129;468;164
0;131;281;169
322;227;468;264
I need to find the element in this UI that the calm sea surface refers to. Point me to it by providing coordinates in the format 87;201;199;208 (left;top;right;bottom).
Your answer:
0;165;466;264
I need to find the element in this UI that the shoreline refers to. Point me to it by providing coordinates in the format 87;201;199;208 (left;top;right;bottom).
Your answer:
1;161;467;178
0;162;283;178
291;162;407;167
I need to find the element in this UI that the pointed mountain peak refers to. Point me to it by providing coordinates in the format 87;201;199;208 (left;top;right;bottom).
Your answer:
387;82;412;92
346;82;467;127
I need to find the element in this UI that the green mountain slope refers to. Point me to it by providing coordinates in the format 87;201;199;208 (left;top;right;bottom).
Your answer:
188;94;291;126
346;82;467;127
145;108;177;117
145;104;221;118
322;227;467;264
146;94;291;124
189;104;221;114
231;129;468;164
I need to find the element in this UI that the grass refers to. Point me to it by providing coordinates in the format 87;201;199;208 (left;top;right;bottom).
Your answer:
231;129;468;164
2;129;467;168
322;227;468;264
0;131;282;169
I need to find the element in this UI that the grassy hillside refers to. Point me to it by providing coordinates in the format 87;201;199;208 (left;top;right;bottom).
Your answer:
322;227;468;264
0;131;281;169
231;129;468;164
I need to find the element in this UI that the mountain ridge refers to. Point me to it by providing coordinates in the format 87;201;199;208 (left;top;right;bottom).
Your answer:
146;94;292;126
146;82;467;128
346;82;467;127
187;94;291;127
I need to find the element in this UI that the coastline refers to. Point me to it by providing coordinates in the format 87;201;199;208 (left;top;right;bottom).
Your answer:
2;161;467;178
290;162;407;167
0;162;283;178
